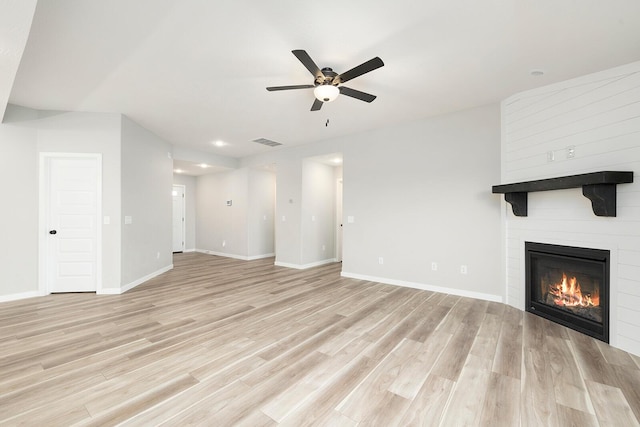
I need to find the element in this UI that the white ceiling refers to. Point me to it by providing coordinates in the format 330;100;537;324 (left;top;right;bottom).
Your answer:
5;0;640;160
172;159;233;176
0;0;36;120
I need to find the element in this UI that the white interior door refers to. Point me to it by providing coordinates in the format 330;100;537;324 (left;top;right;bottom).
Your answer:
172;185;185;253
43;154;101;293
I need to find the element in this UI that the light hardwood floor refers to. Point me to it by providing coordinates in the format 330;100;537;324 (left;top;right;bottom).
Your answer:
1;252;639;426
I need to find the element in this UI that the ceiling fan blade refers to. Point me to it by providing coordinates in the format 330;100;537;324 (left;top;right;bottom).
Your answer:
339;86;377;103
292;50;323;79
266;84;315;91
311;98;323;111
336;57;384;84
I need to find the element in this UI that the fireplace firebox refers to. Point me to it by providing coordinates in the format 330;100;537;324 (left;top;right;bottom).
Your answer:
525;242;609;342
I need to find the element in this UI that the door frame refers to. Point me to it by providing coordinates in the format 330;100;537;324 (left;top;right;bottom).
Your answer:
39;152;103;294
172;184;186;253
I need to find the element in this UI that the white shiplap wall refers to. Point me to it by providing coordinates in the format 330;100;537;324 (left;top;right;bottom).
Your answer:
501;61;640;356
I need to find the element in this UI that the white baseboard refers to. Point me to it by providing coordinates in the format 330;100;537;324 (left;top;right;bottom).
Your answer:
98;264;174;295
248;253;275;260
340;271;503;303
184;248;196;253
196;249;275;261
98;287;122;295
275;258;338;270
0;290;45;303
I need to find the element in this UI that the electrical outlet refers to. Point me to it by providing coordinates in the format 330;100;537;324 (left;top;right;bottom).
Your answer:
460;265;468;274
378;257;384;265
431;262;438;271
156;252;160;259
222;240;226;247
322;245;326;251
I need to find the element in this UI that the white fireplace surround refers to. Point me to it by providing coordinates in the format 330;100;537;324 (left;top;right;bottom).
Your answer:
501;61;640;356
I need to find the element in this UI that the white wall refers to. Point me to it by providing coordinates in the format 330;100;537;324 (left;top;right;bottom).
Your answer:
196;169;249;257
2;102;501;303
301;159;336;265
242;103;502;300
341;105;502;299
248;168;275;258
0;105;39;299
0;105;175;300
196;167;275;259
501;61;640;355
34;109;123;291
120;116;173;289
173;174;197;251
274;159;303;266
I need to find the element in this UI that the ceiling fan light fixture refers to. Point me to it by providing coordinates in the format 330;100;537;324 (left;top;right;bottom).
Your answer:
314;84;339;103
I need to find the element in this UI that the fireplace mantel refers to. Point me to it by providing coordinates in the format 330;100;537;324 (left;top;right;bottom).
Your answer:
492;171;634;217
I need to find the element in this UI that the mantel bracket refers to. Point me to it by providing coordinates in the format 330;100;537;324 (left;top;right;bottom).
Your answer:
504;192;528;217
582;183;616;217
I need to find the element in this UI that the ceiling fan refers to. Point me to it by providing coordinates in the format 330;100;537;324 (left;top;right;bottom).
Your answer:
266;50;384;111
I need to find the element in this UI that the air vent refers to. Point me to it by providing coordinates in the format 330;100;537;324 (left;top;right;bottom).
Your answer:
252;138;282;147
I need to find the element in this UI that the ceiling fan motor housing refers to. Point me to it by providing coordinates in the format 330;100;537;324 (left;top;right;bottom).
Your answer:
315;67;338;86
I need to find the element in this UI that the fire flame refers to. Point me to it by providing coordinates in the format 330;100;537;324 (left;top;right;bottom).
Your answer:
548;273;599;307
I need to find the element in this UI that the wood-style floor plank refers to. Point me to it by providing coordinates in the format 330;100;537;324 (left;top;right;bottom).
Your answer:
585;380;640;427
479;371;521;426
399;374;454;426
0;252;639;426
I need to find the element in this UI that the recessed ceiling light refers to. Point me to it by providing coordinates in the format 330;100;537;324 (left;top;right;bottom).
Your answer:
332;158;342;164
199;163;209;168
212;140;227;147
530;69;545;77
174;169;183;174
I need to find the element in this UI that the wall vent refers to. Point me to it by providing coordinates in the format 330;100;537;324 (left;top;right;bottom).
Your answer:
252;138;282;147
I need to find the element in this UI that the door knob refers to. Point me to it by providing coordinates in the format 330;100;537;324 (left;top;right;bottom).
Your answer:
49;230;57;235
